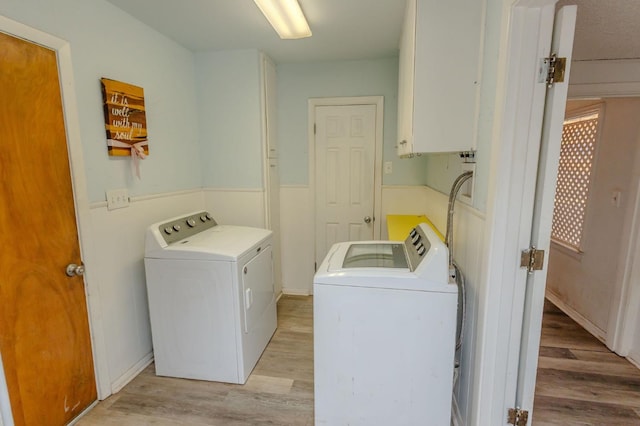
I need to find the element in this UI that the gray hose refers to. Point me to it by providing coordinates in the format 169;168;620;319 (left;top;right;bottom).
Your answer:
445;171;473;267
445;171;473;359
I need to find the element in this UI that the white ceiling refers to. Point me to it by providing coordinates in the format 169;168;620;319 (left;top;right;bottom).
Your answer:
105;0;639;64
557;0;640;61
104;0;407;63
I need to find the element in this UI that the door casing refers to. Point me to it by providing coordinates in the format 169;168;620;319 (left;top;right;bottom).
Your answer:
0;15;109;425
472;0;573;424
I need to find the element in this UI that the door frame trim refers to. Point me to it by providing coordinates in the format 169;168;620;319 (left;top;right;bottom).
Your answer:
0;16;110;418
308;96;384;262
472;0;558;423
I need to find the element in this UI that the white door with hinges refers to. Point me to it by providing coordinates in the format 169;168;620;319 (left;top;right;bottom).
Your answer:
512;5;577;424
314;104;377;269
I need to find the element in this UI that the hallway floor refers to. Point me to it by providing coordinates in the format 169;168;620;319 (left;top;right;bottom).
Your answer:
77;295;640;425
532;300;640;425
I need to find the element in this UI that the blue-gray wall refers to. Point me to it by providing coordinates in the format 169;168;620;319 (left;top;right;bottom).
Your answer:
0;0;202;203
195;49;265;189
277;57;429;187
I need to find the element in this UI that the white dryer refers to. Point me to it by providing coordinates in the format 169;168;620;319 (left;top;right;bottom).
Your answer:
144;211;276;384
314;223;458;425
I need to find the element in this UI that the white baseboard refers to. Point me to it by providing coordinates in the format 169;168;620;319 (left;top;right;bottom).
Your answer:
628;355;640;370
546;291;607;343
68;400;98;425
110;352;154;395
282;288;311;296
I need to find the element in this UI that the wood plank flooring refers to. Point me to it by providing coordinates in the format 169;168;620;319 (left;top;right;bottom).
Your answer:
78;296;639;425
77;295;314;426
532;300;640;425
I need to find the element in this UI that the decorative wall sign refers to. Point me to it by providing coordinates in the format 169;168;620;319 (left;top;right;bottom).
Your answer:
100;78;148;177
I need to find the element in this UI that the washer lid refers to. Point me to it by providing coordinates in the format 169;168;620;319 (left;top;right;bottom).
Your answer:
341;243;409;269
145;225;272;261
314;241;455;293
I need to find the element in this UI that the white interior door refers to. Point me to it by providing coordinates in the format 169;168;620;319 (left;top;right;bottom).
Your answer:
315;104;377;267
516;5;577;420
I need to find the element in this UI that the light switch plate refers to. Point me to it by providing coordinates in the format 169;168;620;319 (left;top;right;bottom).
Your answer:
106;188;130;210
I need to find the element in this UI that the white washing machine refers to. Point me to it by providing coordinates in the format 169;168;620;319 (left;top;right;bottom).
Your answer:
314;223;458;426
144;211;277;384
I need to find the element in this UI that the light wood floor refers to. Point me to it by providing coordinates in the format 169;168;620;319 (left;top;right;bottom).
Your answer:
77;295;314;425
78;296;639;425
532;300;640;425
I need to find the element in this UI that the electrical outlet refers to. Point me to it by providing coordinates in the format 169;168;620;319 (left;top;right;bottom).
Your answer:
459;163;475;205
106;188;130;210
384;161;393;175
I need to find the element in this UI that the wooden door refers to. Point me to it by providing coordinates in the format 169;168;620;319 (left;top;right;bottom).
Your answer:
0;32;96;425
314;104;377;267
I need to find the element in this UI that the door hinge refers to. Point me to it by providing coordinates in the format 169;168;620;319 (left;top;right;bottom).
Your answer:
520;246;545;274
508;408;529;426
539;53;566;87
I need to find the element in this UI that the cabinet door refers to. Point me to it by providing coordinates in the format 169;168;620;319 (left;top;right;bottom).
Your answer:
397;0;483;155
397;0;416;157
412;0;482;153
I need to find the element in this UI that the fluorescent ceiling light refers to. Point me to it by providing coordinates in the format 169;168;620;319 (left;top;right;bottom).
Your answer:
254;0;312;39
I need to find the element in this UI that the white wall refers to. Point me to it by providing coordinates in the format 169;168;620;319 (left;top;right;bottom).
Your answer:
203;189;266;228
419;186;485;423
546;99;640;340
279;185;447;295
280;186;316;295
88;191;204;392
569;59;640;99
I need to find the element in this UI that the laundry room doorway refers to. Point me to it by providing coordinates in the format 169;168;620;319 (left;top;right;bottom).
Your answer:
0;25;98;425
310;97;383;270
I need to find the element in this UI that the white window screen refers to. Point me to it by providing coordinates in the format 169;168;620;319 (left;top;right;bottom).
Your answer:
551;111;599;251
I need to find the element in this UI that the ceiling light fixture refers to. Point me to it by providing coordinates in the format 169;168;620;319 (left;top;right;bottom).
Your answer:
253;0;312;39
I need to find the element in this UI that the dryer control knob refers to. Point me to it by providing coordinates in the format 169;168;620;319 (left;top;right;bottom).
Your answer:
200;215;207;222
186;218;196;227
417;244;426;256
164;227;173;235
173;224;181;232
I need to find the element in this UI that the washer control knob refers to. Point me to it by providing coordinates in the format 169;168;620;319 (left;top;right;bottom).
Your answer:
417;244;426;256
205;213;213;221
164;227;173;235
173;224;181;232
186;218;196;227
411;234;421;245
200;215;207;222
409;228;417;238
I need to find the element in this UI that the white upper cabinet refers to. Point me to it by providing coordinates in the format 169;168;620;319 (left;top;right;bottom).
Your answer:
397;0;484;156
